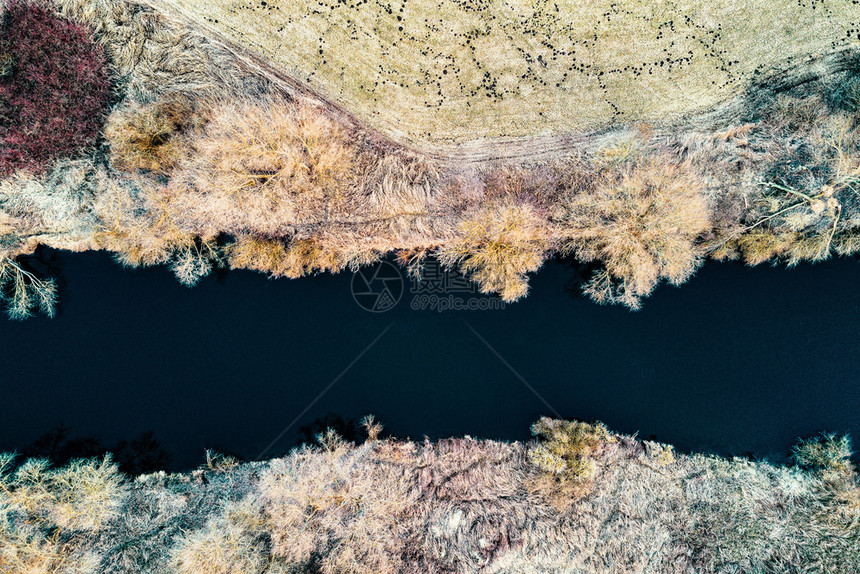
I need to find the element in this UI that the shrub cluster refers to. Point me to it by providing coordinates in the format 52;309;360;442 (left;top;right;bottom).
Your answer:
526;417;615;509
0;454;126;572
0;0;111;177
712;99;860;266
99;95;438;285
104;96;205;175
3;421;860;572
259;431;417;574
793;433;855;478
437;198;551;302
174;98;356;233
558;155;711;309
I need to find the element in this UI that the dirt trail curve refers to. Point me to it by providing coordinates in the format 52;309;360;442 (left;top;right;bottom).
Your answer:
143;0;859;167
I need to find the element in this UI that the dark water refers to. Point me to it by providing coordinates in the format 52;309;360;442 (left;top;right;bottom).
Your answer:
0;249;858;471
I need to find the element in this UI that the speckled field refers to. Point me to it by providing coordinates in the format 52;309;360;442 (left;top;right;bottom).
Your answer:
161;0;860;143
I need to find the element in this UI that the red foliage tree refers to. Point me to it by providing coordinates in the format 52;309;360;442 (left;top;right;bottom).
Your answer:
0;0;111;177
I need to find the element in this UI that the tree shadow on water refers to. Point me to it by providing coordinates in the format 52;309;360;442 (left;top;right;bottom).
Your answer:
21;423;172;476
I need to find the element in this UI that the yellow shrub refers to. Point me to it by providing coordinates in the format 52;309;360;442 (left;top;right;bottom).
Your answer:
105;96;206;174
225;235;349;278
559;155;710;309
528;418;613;473
833;230;860;255
784;233;831;266
173;98;357;236
437;201;550;302
0;454;125;573
792;434;859;525
0;529;69;574
2;456;126;532
278;237;346;278
225;236;288;275
526;418;614;510
260;439;417;574
170;502;269;574
92;175;194;267
793;434;855;478
736;230;797;265
643;440;676;467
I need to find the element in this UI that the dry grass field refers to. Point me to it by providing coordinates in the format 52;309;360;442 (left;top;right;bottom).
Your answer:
160;0;860;143
2;421;858;573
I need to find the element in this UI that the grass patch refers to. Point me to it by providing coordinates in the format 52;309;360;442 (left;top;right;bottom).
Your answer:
0;454;126;573
164;0;858;143
52;0;261;102
4;421;857;572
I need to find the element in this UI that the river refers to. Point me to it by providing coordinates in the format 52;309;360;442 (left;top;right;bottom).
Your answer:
0;249;857;471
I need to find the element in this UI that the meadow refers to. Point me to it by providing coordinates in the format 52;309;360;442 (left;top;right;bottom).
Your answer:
160;0;860;143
